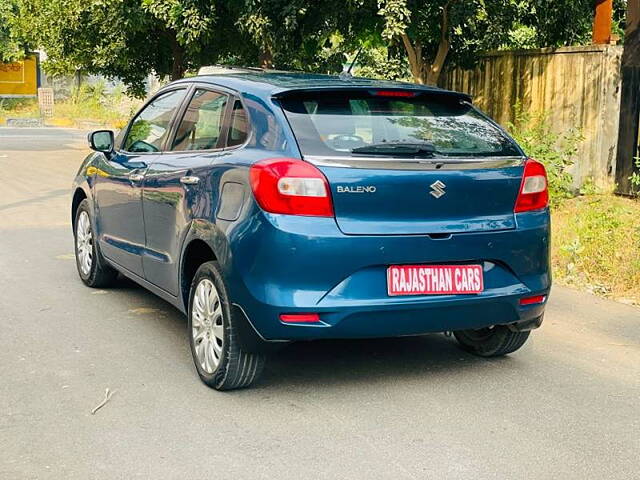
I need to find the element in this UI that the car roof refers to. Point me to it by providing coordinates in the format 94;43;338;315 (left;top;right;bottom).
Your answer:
171;71;471;102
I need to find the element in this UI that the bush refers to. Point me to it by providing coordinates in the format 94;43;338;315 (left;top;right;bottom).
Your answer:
0;97;39;124
507;105;583;207
629;157;640;196
0;79;141;128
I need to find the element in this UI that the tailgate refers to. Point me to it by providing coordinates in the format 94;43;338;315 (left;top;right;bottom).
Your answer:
315;159;523;235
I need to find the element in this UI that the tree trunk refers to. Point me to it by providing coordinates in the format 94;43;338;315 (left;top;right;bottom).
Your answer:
400;1;453;85
425;37;450;85
169;34;186;81
259;48;273;69
401;34;424;84
424;0;453;85
614;0;640;195
73;70;82;103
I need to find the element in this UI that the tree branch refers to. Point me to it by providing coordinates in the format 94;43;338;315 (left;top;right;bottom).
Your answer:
401;33;423;84
425;0;453;85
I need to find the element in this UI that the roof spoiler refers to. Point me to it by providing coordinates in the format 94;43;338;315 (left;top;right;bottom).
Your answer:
273;87;472;103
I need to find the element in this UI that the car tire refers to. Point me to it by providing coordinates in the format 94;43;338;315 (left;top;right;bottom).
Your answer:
188;261;265;390
74;199;118;288
453;326;530;357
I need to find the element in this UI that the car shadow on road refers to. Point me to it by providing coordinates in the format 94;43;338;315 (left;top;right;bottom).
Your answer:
107;274;510;390
258;335;508;390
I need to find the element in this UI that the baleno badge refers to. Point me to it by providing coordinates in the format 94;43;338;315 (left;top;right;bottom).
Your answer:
430;180;446;198
336;185;377;193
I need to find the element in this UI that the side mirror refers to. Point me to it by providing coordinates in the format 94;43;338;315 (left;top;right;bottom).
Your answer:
88;130;115;153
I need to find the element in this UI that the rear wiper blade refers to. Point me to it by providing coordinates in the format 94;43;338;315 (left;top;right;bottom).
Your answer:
351;142;437;157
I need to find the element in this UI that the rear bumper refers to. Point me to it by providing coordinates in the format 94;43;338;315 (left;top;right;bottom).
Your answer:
234;294;547;342
226;207;551;341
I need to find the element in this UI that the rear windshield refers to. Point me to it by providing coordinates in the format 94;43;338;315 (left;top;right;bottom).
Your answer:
279;90;520;158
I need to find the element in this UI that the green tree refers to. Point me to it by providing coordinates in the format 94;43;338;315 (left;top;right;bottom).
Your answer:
0;0;29;61
6;0;615;95
377;0;527;85
517;0;628;47
15;0;221;95
231;0;380;74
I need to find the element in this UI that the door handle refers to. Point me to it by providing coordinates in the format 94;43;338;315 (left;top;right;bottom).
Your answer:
180;176;200;186
129;172;145;182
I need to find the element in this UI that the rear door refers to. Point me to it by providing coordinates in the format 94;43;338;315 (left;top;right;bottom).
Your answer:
279;90;524;235
141;86;233;296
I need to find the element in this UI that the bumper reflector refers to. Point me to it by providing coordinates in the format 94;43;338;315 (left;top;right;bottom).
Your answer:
280;313;321;324
519;295;546;306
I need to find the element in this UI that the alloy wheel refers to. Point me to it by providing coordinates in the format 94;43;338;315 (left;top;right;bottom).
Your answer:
191;278;224;373
76;211;93;276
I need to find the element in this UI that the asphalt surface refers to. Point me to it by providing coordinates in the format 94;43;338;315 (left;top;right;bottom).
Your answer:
1;127;639;479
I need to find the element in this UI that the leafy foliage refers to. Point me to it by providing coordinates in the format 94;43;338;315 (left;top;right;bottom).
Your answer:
0;0;29;61
507;104;583;206
629;157;640;196
231;0;380;74
519;0;628;47
377;0;528;83
372;0;628;83
12;0;229;96
1;0;622;94
355;46;411;80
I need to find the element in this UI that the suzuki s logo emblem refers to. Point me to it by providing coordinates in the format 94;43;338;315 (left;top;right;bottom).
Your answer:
430;180;446;198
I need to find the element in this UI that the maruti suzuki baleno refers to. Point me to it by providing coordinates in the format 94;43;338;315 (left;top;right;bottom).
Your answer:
72;71;551;390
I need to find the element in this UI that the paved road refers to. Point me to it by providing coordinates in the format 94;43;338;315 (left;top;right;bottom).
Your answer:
1;128;639;479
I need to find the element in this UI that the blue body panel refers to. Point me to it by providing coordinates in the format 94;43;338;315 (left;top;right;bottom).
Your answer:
72;71;551;344
92;151;153;276
322;164;522;235
225;208;549;340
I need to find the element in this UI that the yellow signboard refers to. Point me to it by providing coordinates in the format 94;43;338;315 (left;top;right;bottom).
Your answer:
0;55;39;97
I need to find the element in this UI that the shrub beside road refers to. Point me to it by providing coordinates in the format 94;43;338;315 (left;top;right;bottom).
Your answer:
552;193;640;305
507;110;640;305
0;81;140;129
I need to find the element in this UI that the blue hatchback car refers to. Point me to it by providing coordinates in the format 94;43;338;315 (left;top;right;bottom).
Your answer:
72;71;551;390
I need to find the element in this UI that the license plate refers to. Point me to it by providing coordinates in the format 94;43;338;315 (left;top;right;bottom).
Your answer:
387;264;483;296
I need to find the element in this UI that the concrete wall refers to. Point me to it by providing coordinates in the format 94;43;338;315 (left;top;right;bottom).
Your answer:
444;45;623;187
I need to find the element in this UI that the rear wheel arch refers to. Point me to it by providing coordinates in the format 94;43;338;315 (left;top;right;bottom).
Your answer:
180;235;272;356
181;238;218;310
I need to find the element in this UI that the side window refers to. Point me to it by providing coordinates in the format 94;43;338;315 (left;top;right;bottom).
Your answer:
227;100;249;147
172;89;228;151
123;89;187;153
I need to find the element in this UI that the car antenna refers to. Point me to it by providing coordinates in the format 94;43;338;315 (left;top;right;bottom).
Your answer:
339;47;363;80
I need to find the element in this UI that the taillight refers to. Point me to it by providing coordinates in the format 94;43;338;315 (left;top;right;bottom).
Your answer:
249;158;334;217
514;158;549;213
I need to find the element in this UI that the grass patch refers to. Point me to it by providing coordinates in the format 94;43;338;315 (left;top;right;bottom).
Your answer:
552;193;640;304
0;97;40;123
0;82;140;129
